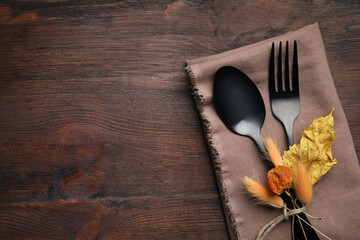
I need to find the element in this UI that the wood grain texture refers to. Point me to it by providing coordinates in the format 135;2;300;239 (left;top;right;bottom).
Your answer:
0;0;359;239
0;195;227;239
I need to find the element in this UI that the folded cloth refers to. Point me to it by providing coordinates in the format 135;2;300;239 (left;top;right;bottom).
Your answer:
186;23;360;240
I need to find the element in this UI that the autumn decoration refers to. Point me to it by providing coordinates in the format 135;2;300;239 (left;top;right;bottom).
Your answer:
244;109;336;240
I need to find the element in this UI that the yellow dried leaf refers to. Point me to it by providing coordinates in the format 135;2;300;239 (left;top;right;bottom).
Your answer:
283;109;337;185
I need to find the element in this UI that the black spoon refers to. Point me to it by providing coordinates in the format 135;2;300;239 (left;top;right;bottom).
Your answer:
213;66;318;240
213;66;273;167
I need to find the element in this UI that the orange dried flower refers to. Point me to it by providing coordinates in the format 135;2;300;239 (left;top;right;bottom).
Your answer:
244;177;284;208
267;165;294;195
265;138;283;166
295;163;313;204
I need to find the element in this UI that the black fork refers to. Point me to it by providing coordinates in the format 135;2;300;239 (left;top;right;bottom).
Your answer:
269;41;320;240
269;41;300;146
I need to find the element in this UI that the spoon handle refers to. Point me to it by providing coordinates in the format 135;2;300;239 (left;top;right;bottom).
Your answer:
251;132;274;169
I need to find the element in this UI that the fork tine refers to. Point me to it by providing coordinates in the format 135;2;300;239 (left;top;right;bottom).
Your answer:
285;41;290;91
277;41;283;92
292;40;299;92
269;42;275;94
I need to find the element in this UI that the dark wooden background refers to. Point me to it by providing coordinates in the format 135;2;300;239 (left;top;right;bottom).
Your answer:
0;0;359;239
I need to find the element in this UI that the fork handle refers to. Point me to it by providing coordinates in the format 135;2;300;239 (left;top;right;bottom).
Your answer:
283;125;320;240
283;189;320;240
283;121;294;147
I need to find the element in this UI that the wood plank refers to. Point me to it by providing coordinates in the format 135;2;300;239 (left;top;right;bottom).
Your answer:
0;195;228;239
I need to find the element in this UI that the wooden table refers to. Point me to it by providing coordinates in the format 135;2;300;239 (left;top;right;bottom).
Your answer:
0;1;359;239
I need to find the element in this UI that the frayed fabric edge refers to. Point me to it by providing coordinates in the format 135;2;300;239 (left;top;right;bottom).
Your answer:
185;64;241;240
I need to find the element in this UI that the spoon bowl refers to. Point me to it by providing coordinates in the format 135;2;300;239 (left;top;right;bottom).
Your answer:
213;66;271;166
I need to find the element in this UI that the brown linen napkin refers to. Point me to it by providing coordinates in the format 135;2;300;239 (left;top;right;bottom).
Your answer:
186;23;360;240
